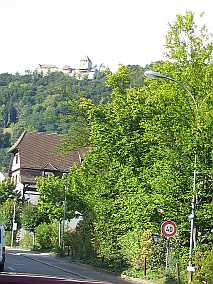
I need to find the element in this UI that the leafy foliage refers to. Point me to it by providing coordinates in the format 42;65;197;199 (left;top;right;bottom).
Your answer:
21;203;47;232
34;223;58;250
0;180;17;202
51;11;212;282
0;199;21;231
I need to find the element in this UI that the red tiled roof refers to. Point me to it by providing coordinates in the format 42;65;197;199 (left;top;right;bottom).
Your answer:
9;132;88;172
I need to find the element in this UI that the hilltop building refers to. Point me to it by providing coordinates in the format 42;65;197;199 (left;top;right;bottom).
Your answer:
36;56;98;80
36;64;58;76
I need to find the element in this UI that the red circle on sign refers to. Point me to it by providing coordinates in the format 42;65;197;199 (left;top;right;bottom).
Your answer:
161;220;177;238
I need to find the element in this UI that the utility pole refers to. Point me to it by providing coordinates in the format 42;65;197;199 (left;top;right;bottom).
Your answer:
61;186;67;252
11;199;16;248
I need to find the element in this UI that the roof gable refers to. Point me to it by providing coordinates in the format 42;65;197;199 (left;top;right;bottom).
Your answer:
43;163;58;171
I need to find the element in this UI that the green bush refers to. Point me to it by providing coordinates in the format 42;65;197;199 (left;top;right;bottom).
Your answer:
193;246;213;284
19;231;34;249
68;219;95;260
119;230;142;269
35;223;58;250
5;231;12;246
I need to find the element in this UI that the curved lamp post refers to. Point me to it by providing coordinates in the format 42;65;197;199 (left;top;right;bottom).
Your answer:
144;70;199;282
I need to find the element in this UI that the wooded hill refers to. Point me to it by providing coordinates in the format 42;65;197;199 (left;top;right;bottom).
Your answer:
0;70;110;171
0;66;144;171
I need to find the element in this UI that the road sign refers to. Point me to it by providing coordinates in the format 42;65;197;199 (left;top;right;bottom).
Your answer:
161;220;177;238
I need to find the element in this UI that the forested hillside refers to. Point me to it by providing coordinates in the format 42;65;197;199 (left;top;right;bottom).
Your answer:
0;70;109;171
0;66;144;171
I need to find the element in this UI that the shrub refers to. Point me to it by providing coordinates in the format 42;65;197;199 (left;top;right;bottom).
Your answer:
19;231;34;249
35;223;58;250
193;246;213;284
119;229;156;272
5;231;12;246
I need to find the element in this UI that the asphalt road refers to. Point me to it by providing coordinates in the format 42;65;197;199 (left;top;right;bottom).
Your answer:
5;249;82;280
4;248;151;284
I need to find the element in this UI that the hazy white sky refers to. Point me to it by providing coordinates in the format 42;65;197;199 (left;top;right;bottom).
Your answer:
0;0;212;73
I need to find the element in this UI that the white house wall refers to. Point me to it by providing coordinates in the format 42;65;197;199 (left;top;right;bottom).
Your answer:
11;153;20;172
11;170;21;184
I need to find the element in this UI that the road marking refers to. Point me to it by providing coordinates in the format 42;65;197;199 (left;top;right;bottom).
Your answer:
8;266;16;272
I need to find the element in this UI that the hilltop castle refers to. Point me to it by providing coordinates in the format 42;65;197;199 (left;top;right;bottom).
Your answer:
36;56;104;80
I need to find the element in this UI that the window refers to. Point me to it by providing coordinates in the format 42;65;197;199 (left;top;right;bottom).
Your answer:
15;154;19;164
43;171;54;177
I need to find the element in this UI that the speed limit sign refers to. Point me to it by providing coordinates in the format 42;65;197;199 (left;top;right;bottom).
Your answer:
161;220;177;238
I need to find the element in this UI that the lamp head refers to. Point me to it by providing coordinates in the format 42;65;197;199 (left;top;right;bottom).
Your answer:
144;70;163;79
144;70;175;82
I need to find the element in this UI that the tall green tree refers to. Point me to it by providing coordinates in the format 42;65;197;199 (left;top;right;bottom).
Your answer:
64;12;212;271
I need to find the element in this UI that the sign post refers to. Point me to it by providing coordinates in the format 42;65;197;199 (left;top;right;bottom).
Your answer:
161;220;177;274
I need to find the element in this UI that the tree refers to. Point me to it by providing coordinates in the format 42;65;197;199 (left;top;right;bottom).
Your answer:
147;11;213;241
0;199;21;231
0;180;17;203
21;203;46;233
36;171;88;222
64;12;212;274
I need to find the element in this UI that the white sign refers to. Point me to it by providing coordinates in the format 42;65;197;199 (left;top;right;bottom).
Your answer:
13;222;17;231
187;266;195;272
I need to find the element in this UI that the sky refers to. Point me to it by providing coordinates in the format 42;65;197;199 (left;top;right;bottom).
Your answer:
0;0;212;74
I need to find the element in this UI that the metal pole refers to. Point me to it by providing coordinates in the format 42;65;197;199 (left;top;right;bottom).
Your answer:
166;238;170;274
176;262;180;284
58;221;61;248
11;199;16;248
188;154;196;282
61;186;67;252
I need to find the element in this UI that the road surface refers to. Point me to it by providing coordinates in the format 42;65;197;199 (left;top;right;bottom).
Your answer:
4;248;153;284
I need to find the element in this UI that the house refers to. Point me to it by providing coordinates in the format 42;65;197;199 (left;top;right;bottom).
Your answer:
62;65;74;75
8;131;88;204
37;64;59;75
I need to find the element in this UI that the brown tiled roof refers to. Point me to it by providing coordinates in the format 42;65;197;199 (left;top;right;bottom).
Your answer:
9;132;88;172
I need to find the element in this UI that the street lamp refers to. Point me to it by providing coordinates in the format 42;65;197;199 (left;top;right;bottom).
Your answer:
144;70;199;282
